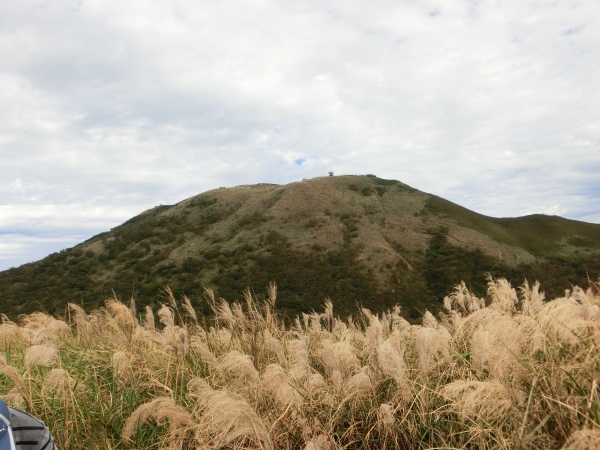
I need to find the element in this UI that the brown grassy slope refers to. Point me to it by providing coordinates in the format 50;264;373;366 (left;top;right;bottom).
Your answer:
93;175;598;279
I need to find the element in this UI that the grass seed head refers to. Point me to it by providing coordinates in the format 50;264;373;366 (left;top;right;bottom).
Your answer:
157;305;175;328
0;355;25;391
561;428;600;450
122;397;193;444
0;323;19;350
442;380;516;420
261;363;303;409
378;403;395;428
189;377;273;450
144;306;155;331
44;368;74;393
25;344;59;367
112;351;132;382
488;277;519;314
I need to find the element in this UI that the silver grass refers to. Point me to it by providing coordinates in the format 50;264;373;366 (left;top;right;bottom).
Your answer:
363;309;384;367
0;355;25;391
188;377;273;450
181;295;199;325
2;390;24;409
414;326;451;373
444;281;485;315
28;326;59;347
264;330;286;365
112;350;132;382
128;297;136;322
318;338;360;377
46;319;71;337
488;277;519;315
157;305;175;328
442;380;520;420
267;281;277;307
25;344;59;367
0;323;20;351
68;303;90;344
520;279;545;316
162;325;189;356
378;403;395;428
144;305;155;331
219;350;260;387
536;291;598;345
1;313;13;324
304;435;332;450
44;368;82;394
561;428;600;450
217;299;236;327
190;336;219;369
122;397;193;443
261;363;303;409
105;299;137;331
288;339;309;380
377;333;408;392
345;366;373;398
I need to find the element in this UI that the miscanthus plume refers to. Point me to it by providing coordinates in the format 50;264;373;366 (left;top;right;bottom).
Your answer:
1;277;600;449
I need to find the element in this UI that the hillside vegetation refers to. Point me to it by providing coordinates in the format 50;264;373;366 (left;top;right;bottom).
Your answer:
1;176;600;320
1;278;600;449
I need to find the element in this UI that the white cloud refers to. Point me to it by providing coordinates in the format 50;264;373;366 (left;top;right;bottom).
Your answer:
0;0;599;270
0;233;87;269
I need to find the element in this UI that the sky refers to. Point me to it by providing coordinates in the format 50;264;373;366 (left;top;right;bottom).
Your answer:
1;0;599;271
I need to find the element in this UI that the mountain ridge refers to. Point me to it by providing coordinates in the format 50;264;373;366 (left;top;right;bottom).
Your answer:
2;175;600;320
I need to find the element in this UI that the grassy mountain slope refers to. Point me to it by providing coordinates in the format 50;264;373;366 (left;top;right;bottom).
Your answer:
1;175;600;319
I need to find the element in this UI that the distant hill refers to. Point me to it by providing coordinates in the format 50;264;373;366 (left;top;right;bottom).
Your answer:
2;175;600;320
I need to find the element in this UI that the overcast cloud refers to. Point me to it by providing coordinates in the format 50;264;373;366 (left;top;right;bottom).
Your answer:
1;0;599;270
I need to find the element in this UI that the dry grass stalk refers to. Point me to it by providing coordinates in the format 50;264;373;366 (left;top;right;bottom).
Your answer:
0;355;25;391
261;363;303;409
378;403;395;428
219;350;260;389
414;324;451;373
3;277;600;449
3;389;25;409
444;281;486;315
488;276;519;314
318;338;360;377
157;305;175;328
68;303;90;344
181;295;199;325
121;397;193;444
104;298;136;332
0;323;19;350
188;377;273;450
442;380;517;420
162;325;189;356
144;305;155;331
44;368;77;394
112;351;132;382
46;319;71;337
264;330;285;365
304;434;333;450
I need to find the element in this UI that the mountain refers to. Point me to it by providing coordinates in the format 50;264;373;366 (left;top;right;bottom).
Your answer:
2;175;600;320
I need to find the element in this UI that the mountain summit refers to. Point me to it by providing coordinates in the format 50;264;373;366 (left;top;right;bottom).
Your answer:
2;175;600;319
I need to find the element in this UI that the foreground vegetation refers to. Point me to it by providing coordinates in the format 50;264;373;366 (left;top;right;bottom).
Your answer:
1;278;600;449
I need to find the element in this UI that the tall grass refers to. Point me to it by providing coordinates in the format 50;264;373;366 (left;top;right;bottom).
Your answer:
1;278;600;449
